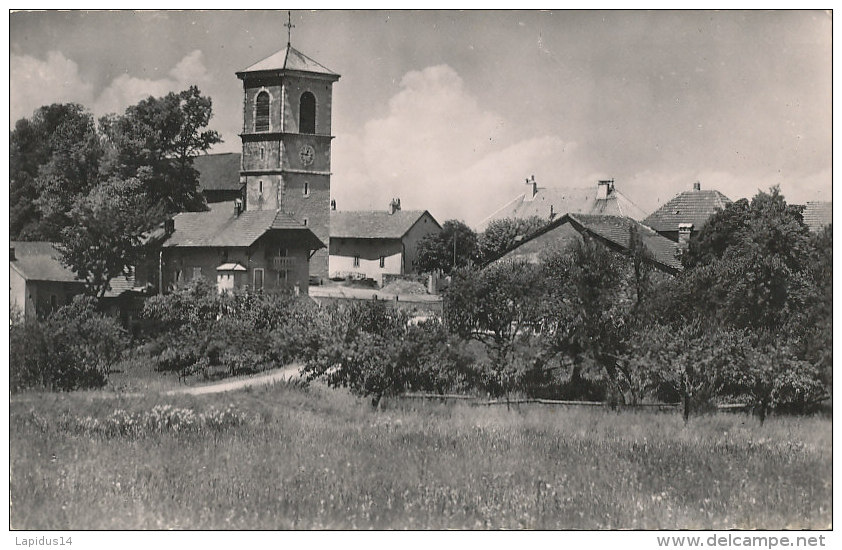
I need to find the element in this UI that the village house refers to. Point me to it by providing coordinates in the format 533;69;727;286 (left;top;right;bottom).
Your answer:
329;199;442;285
160;200;324;294
492;213;683;275
642;182;732;245
478;177;647;231
10;241;138;322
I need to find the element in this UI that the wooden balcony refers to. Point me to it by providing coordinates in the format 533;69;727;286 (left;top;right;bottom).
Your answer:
270;256;296;271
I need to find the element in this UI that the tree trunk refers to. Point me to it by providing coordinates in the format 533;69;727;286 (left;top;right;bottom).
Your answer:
683;392;690;424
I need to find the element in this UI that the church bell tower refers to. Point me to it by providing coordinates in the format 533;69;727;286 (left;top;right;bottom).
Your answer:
236;19;340;279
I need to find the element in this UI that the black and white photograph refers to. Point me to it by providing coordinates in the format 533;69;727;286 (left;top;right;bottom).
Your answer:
6;8;833;538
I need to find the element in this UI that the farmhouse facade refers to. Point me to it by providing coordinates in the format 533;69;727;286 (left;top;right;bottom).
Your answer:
329;200;442;285
10;241;137;321
161;201;324;294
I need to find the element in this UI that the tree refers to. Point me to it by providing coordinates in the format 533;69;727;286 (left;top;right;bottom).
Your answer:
10;104;103;240
478;216;547;264
57;177;162;299
443;261;545;397
630;321;743;422
537;237;640;404
99;86;221;213
416;220;479;274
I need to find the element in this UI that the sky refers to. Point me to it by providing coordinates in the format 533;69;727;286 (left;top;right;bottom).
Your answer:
7;10;832;227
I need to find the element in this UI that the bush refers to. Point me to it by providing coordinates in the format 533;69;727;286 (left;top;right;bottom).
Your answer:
10;296;128;392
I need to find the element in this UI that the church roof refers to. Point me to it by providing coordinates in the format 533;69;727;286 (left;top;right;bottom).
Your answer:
642;186;732;233
195;152;242;192
802;201;832;232
238;45;339;77
331;210;440;240
479;181;647;230
164;201;325;250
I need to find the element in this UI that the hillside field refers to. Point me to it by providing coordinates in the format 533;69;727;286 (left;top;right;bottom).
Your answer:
10;382;831;530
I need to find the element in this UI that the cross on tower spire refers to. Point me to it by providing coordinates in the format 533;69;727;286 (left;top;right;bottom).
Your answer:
284;11;295;46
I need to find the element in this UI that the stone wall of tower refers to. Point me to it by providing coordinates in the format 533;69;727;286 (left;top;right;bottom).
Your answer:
281;75;334;135
280;172;330;278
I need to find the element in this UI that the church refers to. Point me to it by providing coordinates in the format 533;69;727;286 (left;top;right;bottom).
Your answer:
158;36;340;294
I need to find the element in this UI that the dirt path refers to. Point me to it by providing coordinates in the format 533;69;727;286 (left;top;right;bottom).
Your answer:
164;364;302;396
10;365;304;403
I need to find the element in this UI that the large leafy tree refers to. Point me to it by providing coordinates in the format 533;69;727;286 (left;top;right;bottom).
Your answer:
416;220;479;274
10;104;103;240
57;178;162;299
478;216;547;264
99;85;221;213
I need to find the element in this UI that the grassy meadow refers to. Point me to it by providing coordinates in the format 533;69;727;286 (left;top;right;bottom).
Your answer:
10;381;831;530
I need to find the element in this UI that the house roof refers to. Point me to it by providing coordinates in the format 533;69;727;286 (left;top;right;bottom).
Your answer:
238;45;340;78
802;201;832;232
479;182;647;230
164;201;325;250
330;210;440;240
494;213;683;275
194;152;242;192
642;187;732;233
10;241;135;297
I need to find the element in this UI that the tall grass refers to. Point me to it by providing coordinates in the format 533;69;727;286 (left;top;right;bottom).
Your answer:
10;382;831;529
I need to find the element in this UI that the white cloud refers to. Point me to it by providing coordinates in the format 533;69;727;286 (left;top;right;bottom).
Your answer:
10;49;212;126
10;51;95;123
331;65;585;226
94;49;211;116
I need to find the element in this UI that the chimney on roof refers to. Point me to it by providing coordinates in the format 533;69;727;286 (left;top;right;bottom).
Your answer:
678;222;694;249
693;181;701;191
388;198;401;215
597;179;614;200
234;198;244;217
330;199;337;211
525;175;538;198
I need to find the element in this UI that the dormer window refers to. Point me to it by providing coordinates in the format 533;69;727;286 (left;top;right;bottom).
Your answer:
255;91;270;132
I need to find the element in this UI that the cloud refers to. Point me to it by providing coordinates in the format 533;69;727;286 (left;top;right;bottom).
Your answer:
10;51;95;123
331;65;586;226
10;49;212;126
94;49;211;116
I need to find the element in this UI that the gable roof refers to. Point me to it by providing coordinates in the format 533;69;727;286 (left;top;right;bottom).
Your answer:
643;187;732;233
802;201;832;232
194;152;242;192
479;182;647;230
494;213;683;275
164;201;325;250
238;45;340;78
10;241;135;297
330;210;440;240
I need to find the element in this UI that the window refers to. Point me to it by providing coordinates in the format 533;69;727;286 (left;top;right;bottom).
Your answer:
255;91;270;132
278;247;287;257
302;217;308;227
379;256;385;268
303;181;310;197
299;92;316;134
353;255;360;268
192;267;202;280
278;270;288;285
258;180;264;195
253;268;264;290
259;146;265;160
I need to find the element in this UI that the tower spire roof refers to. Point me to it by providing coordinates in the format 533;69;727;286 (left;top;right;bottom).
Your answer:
238;45;339;78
